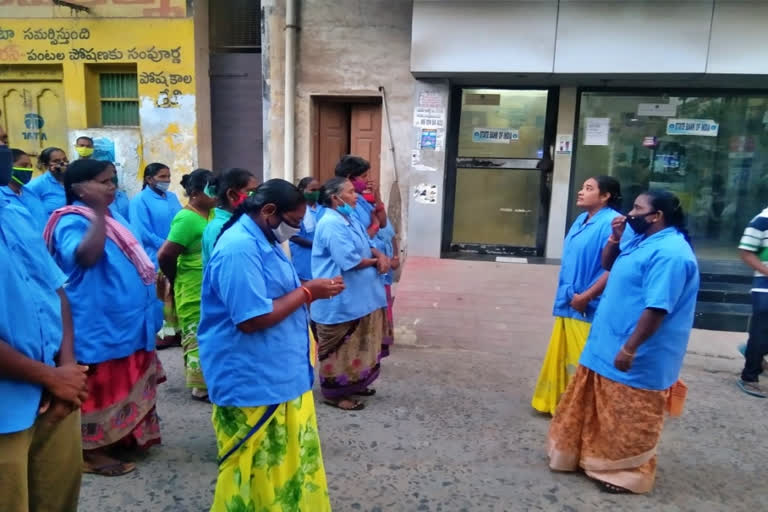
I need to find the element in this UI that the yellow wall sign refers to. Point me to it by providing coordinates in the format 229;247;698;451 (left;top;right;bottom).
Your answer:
0;0;187;19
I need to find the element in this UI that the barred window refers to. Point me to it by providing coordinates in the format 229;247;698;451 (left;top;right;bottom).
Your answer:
99;73;139;126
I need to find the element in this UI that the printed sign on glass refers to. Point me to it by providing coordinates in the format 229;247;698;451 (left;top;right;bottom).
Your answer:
666;119;719;137
472;127;519;144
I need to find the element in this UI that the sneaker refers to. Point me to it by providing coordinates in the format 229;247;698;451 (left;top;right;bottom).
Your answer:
737;379;767;398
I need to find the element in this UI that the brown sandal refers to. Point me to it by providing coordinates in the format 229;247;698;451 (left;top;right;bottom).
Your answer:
324;399;365;411
83;461;136;477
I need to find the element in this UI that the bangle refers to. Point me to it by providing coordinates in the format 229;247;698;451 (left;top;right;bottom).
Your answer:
300;286;313;303
607;236;620;245
620;346;635;357
375;202;385;212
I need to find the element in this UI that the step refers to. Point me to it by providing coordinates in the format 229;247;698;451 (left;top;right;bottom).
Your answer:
694;302;751;332
697;282;752;305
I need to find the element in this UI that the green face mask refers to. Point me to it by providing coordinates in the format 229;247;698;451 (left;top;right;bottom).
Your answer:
11;167;34;185
304;191;320;202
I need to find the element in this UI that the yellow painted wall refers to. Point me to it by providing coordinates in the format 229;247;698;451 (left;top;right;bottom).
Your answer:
0;0;187;19
0;16;198;195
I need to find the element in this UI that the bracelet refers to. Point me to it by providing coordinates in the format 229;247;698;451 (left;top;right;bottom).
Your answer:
620;346;636;357
300;286;313;303
375;202;385;212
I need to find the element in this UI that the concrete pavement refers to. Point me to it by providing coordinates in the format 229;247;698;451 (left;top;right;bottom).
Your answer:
79;258;767;511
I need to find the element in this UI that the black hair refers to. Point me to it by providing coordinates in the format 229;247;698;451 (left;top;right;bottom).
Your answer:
592;175;623;211
297;176;315;193
207;167;255;208
141;162;169;189
334;155;370;179
64;159;110;205
180;168;213;196
643;188;692;246
76;136;94;145
10;148;27;164
215;178;306;246
318;176;349;207
38;146;65;170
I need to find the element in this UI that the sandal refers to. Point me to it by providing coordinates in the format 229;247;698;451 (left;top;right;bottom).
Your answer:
595;480;630;494
83;461;136;477
352;388;376;397
324;399;365;411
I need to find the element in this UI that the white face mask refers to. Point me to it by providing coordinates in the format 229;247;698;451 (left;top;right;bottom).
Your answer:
272;219;300;243
154;181;170;192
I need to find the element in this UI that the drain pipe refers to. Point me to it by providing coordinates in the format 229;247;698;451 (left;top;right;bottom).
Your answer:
283;0;298;183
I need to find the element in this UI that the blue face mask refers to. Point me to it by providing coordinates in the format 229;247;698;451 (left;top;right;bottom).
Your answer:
337;202;354;216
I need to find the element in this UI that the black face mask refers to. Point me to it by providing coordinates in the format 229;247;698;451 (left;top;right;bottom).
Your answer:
627;211;658;234
12;167;34;185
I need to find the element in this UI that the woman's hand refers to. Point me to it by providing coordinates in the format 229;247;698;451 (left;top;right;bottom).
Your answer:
611;215;627;242
390;255;400;271
376;256;391;275
72;181;112;214
570;293;590;313
305;277;345;300
613;346;635;372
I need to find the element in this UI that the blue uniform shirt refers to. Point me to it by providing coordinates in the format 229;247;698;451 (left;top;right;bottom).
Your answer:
0;185;47;233
353;193;374;228
579;228;700;390
27;171;66;217
374;221;396;286
129;186;182;265
202;208;233;267
0;201;67;434
310;209;387;324
553;207;618;321
289;204;319;281
112;189;130;221
198;214;313;407
50;203;159;364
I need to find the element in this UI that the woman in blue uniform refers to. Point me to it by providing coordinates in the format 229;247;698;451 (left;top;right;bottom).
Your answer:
289;176;321;282
44;159;163;477
0;149;47;232
198;178;342;511
27;146;69;217
548;189;699;494
531;176;622;415
129;162;183;349
311;176;390;411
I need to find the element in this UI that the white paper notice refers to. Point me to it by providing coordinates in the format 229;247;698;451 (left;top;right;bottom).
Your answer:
584;118;610;146
556;134;573;154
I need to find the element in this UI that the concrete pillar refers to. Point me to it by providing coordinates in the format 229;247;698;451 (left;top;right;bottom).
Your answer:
545;87;577;259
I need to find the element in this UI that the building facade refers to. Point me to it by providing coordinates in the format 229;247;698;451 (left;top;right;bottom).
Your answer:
263;0;768;268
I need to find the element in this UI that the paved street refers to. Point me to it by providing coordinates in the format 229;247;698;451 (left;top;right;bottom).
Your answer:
80;258;768;512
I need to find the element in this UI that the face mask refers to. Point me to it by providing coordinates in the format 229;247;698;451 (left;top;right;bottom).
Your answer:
51;163;67;177
272;218;300;243
0;146;12;186
154;181;170;192
304;191;320;202
337;202;354;217
352;179;367;194
75;147;94;158
12;167;34;185
627;211;657;234
231;192;248;208
362;192;375;204
203;182;217;198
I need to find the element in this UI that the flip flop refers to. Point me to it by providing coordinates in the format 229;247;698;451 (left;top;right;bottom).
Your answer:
83;461;136;477
352;388;376;397
737;379;767;398
595;480;630;494
324;399;365;411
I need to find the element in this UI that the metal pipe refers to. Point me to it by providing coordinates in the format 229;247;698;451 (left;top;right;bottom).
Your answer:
283;0;297;183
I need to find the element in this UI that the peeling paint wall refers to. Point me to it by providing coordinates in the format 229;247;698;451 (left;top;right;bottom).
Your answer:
264;0;417;251
0;14;199;197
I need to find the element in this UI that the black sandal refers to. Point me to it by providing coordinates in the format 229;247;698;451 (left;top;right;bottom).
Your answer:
596;480;631;494
353;388;376;397
324;399;365;411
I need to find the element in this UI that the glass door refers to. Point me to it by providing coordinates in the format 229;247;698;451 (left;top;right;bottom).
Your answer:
449;88;551;255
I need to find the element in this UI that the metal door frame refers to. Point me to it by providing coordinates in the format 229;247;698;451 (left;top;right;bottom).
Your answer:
441;84;559;257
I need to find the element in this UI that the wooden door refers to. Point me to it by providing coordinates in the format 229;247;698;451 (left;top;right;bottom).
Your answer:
0;81;67;174
313;101;349;184
350;103;382;186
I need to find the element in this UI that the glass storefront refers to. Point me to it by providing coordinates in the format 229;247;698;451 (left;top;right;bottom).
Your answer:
571;90;768;260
